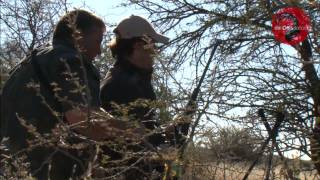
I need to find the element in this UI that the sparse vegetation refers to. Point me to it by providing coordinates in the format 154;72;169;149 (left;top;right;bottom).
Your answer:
2;0;320;179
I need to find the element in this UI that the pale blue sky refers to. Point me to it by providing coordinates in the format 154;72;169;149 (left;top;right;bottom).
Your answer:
69;0;149;24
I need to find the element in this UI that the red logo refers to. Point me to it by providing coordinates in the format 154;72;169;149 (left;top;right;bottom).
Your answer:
272;7;311;45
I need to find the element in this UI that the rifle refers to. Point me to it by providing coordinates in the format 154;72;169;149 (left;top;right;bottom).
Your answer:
173;40;222;155
163;40;222;179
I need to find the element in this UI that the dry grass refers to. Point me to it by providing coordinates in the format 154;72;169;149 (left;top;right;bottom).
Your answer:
179;161;319;180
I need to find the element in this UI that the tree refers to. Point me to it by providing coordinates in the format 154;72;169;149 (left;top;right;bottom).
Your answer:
123;0;320;176
0;0;69;87
0;0;113;85
202;126;262;162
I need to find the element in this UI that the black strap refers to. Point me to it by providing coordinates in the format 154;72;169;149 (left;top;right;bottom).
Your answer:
30;49;62;113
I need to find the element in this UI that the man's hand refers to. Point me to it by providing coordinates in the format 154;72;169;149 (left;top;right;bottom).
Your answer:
65;108;146;141
163;115;192;145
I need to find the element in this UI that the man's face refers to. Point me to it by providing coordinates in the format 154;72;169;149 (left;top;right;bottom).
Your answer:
130;36;158;70
78;27;105;60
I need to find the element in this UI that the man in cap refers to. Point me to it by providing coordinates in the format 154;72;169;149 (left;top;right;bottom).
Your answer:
100;15;170;179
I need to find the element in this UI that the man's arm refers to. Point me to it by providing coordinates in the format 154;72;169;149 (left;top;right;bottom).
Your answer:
65;109;109;141
44;53;113;140
65;108;145;141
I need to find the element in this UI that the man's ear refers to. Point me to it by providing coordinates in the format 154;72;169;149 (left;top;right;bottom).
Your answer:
133;41;145;50
132;42;139;50
75;31;91;54
74;32;85;47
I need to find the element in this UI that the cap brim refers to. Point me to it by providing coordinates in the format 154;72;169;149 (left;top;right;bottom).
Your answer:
150;33;170;44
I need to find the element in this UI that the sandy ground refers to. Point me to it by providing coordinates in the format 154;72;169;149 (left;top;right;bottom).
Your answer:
177;162;319;180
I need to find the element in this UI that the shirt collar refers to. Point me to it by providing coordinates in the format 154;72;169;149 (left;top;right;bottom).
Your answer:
115;57;153;76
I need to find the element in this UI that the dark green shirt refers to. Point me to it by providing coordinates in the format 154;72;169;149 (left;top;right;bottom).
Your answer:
1;40;100;179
